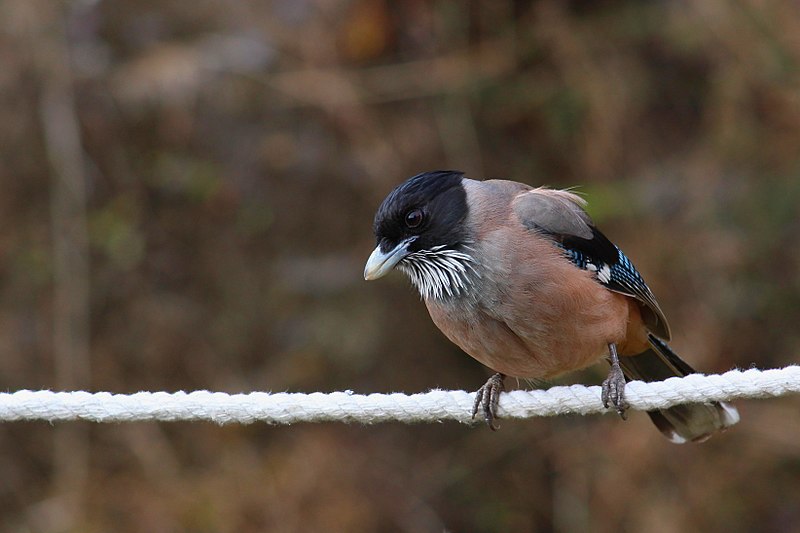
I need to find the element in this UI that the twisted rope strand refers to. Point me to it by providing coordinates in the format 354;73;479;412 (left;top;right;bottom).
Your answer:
1;366;797;424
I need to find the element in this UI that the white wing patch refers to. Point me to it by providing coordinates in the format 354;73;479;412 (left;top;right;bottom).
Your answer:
580;260;610;283
597;264;611;283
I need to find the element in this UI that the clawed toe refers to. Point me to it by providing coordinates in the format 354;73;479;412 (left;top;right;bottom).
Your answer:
602;365;628;419
602;344;629;419
472;373;505;430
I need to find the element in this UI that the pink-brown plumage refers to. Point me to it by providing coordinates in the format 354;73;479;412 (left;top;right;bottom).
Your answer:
425;180;645;379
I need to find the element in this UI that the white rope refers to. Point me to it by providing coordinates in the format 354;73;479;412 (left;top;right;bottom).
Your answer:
1;366;798;425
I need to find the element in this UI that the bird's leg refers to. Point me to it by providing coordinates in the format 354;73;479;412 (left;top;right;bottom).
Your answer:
602;343;628;419
472;372;505;430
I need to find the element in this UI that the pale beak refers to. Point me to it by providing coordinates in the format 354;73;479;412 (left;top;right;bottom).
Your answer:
364;240;412;280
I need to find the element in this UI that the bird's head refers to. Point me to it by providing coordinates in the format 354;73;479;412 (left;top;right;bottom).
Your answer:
364;170;477;300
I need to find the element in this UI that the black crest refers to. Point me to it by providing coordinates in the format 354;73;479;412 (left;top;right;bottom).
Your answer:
373;170;469;253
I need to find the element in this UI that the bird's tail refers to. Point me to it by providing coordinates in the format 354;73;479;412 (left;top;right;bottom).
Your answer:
619;335;739;443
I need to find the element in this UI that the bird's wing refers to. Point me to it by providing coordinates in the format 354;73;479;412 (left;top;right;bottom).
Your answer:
512;187;595;240
512;188;672;340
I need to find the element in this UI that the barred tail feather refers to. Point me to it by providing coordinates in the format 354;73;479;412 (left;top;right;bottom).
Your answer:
619;335;740;443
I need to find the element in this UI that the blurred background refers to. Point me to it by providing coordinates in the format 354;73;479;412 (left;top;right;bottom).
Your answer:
1;0;799;531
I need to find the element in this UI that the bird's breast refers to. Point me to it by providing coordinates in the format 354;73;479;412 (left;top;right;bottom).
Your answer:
423;232;638;378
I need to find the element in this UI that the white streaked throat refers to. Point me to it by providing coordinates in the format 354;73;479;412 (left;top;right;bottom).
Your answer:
397;245;480;301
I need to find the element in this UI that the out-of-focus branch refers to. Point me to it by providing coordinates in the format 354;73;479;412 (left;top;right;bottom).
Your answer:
33;1;91;529
264;39;516;108
39;0;90;397
259;40;513;179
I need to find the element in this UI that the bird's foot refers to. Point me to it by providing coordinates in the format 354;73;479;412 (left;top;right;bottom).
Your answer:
602;343;628;419
472;373;505;430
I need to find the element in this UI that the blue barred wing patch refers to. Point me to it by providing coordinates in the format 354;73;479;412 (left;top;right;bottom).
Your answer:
558;242;670;339
560;244;651;299
608;248;651;298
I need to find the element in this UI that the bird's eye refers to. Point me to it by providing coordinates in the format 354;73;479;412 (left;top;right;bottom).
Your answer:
404;209;424;229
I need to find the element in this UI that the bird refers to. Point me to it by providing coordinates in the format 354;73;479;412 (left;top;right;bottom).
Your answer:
363;170;739;443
